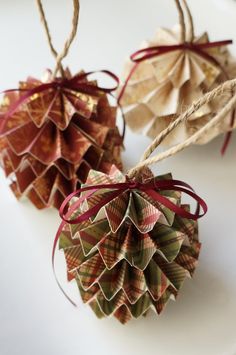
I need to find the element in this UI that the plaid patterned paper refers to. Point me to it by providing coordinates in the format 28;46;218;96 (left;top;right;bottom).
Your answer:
59;166;201;323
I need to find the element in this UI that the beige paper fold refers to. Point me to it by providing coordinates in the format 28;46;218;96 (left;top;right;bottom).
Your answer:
119;25;236;146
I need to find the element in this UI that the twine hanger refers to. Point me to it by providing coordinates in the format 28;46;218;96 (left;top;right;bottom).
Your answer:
175;0;194;43
127;78;236;178
36;0;80;78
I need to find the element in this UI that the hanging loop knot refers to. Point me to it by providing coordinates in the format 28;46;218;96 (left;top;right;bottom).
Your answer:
125;178;140;190
183;41;194;49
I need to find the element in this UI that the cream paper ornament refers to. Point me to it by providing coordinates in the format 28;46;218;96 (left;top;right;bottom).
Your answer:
118;0;236;146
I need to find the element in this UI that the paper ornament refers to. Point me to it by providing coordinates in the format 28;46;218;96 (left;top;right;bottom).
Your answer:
118;25;236;146
0;70;123;209
57;165;204;324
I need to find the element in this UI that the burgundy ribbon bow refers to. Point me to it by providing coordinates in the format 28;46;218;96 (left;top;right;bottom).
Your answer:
59;177;208;224
130;40;233;64
52;176;207;305
2;69;120;119
117;39;234;153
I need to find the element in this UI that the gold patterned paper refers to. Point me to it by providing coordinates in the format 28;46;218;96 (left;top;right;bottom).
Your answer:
0;70;123;209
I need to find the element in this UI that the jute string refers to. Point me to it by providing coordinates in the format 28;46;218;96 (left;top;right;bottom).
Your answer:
127;79;236;178
36;0;80;78
175;0;194;42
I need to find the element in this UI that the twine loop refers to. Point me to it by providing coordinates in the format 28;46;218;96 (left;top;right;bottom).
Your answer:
36;0;80;78
175;0;194;43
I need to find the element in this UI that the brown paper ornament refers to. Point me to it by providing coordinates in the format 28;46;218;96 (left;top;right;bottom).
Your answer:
0;0;123;209
0;70;123;209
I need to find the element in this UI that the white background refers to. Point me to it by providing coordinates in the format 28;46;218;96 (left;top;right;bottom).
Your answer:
0;0;236;354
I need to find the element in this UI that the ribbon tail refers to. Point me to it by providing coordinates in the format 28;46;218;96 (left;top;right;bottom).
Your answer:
52;219;77;307
60;188;97;223
119;103;126;141
171;186;208;218
221;109;235;155
221;131;233;155
117;63;139;105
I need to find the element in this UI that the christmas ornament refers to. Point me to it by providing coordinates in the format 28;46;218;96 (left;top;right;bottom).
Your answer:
0;1;123;209
57;165;205;323
53;97;216;323
118;0;236;150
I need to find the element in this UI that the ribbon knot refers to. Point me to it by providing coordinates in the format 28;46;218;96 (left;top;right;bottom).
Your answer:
127;180;140;190
183;42;195;50
51;80;65;89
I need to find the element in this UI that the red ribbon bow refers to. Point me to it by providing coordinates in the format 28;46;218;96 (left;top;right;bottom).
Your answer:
59;177;207;224
118;39;234;153
2;69;119;118
52;176;207;305
130;40;233;65
1;69;126;139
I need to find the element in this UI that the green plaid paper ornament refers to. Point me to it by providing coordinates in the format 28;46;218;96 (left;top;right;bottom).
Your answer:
58;165;201;324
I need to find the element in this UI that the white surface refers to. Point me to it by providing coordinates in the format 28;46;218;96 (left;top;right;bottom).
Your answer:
0;1;236;354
